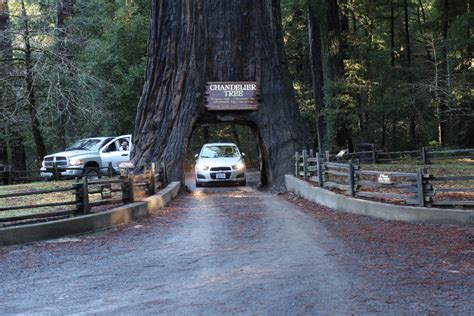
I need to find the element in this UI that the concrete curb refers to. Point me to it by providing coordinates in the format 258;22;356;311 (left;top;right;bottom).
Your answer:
0;181;181;247
285;175;474;225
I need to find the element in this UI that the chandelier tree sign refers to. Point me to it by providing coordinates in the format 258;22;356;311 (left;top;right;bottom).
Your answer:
205;82;260;111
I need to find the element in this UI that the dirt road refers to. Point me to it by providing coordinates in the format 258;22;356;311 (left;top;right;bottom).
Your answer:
0;173;472;314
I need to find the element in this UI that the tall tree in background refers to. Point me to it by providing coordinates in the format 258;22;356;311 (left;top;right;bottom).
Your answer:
133;0;313;188
56;0;75;149
0;0;25;168
20;0;47;163
307;0;324;154
307;0;348;151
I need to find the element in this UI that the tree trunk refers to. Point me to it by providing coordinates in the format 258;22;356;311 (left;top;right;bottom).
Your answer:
307;0;347;151
21;0;47;163
56;0;75;149
307;0;324;154
133;0;313;189
1;0;27;170
403;0;417;146
0;0;12;165
438;0;449;145
390;0;396;67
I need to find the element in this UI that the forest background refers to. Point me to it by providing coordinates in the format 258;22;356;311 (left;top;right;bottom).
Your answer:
0;0;472;170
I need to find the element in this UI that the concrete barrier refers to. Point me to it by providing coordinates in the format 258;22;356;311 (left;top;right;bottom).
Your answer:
0;181;181;247
285;175;474;225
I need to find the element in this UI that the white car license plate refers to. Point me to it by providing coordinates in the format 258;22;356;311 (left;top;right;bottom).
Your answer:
216;173;226;179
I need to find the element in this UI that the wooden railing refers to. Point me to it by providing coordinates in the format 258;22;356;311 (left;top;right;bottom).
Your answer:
0;162;167;227
296;150;474;208
326;147;474;164
0;163;117;185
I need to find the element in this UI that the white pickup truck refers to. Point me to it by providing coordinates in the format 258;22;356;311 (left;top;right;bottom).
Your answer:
40;134;132;178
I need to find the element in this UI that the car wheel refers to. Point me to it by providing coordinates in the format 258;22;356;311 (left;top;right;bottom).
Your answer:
84;167;100;181
196;181;203;188
239;179;246;186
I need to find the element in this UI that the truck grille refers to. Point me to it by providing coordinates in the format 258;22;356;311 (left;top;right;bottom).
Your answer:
44;156;68;167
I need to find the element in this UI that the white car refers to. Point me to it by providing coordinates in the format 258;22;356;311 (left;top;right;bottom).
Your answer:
195;143;246;187
40;135;132;179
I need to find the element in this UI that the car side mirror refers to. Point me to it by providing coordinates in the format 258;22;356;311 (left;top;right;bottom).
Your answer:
194;154;199;159
241;152;246;158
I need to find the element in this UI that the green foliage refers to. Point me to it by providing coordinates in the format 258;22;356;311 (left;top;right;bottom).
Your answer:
75;0;150;134
0;0;150;168
281;0;473;152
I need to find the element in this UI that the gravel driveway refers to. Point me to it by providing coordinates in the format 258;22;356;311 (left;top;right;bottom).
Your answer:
0;172;472;314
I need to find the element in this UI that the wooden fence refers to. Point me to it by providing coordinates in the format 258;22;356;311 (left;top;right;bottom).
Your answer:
296;150;474;208
327;147;474;164
0;162;167;227
0;163;117;185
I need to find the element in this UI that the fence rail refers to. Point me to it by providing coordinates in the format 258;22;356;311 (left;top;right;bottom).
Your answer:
295;150;474;209
0;163;118;185
327;146;474;164
0;162;167;226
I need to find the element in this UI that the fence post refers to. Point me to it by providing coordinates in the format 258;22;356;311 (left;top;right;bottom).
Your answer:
317;152;324;186
309;149;314;158
108;162;114;178
161;162;167;186
295;152;300;177
121;174;130;204
8;166;13;185
82;177;90;214
325;150;330;162
348;160;355;197
52;166;59;181
372;148;377;164
128;172;135;203
421;146;429;165
302;150;308;180
74;181;83;214
150;162;157;195
416;168;425;207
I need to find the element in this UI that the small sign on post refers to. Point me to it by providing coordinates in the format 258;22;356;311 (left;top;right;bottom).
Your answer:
205;82;260;111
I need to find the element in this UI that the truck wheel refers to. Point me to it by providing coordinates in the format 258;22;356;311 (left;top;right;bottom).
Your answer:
84;167;100;180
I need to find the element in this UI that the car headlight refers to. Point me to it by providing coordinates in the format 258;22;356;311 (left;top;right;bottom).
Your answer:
197;163;209;171
232;161;245;170
69;159;84;166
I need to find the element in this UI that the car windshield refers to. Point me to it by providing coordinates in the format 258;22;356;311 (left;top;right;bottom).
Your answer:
201;145;240;158
66;139;104;151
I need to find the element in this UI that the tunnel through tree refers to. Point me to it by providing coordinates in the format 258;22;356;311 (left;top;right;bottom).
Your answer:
133;0;312;189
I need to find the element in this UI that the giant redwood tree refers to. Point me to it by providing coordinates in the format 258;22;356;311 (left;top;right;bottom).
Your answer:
133;0;313;188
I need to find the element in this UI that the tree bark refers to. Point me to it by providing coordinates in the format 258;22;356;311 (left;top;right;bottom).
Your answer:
1;0;27;170
391;0;396;67
56;0;75;149
403;0;417;145
133;0;313;189
21;0;47;163
438;0;449;145
307;0;347;151
307;0;324;154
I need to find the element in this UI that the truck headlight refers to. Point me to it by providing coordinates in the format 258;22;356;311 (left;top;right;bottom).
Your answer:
232;161;245;170
197;163;209;171
69;159;84;166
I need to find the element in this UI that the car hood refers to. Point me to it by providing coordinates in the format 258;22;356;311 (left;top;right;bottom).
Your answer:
198;157;242;167
44;150;98;159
